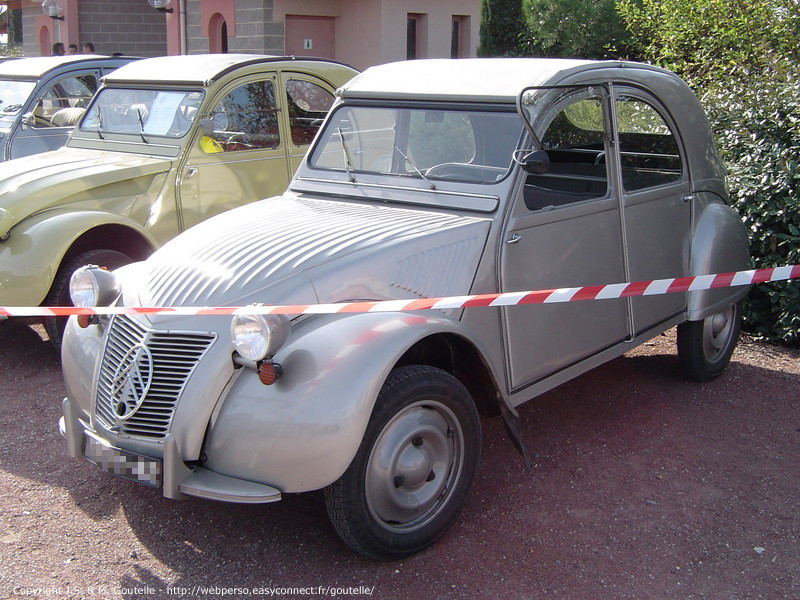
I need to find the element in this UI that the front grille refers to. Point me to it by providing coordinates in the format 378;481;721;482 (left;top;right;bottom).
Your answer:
94;315;216;439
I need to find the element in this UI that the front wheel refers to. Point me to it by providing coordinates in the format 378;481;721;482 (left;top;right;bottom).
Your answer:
324;365;481;560
677;301;742;382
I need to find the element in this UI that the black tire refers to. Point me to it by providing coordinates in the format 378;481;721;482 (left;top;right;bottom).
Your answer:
324;365;481;560
44;249;131;351
677;301;742;382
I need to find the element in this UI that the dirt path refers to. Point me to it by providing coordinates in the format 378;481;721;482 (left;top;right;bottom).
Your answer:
1;321;798;599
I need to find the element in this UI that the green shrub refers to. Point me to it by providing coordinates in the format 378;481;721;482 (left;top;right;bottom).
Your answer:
616;0;800;345
520;0;634;59
705;67;800;344
478;0;528;57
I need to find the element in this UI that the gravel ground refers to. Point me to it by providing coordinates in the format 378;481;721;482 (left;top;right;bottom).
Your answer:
0;320;798;600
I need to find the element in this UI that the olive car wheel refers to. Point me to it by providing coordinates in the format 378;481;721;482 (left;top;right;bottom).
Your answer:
44;249;131;351
324;365;481;560
677;301;742;382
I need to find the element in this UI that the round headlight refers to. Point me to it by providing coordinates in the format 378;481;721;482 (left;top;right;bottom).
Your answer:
69;267;99;307
69;266;121;307
231;313;290;362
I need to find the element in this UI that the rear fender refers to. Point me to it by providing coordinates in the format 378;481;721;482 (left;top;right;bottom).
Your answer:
687;200;751;320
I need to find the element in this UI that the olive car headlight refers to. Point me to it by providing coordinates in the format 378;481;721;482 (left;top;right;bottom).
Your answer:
69;265;122;308
231;313;291;362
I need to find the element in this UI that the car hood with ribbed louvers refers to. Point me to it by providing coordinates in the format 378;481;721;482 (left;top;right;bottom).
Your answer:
134;193;491;309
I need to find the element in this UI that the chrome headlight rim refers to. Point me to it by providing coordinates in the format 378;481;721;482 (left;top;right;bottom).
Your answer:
231;312;291;362
68;265;121;308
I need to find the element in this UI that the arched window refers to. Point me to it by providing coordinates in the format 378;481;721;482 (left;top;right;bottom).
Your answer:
39;25;51;56
208;13;229;53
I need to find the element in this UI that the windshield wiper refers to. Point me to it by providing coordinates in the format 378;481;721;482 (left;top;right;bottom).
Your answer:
134;108;149;144
393;145;436;190
337;127;356;182
95;108;105;140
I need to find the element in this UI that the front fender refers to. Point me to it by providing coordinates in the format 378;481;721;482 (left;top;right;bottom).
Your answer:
203;311;480;493
0;210;157;306
687;199;752;320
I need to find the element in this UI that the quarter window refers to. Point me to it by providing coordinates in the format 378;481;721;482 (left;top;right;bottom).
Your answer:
286;79;334;146
616;96;682;191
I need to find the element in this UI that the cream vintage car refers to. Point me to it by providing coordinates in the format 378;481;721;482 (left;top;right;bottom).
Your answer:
0;53;356;343
60;59;750;560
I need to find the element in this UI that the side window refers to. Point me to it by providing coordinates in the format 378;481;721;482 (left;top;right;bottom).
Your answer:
616;96;682;191
34;74;97;128
204;80;280;153
524;96;608;211
285;79;334;146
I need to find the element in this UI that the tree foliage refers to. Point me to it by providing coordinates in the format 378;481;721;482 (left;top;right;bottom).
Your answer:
520;0;634;59
617;0;800;84
617;0;800;345
478;0;527;57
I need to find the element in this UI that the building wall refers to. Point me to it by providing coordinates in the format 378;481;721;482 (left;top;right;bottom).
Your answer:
77;1;166;56
21;1;166;57
377;0;480;64
272;0;481;71
20;0;481;66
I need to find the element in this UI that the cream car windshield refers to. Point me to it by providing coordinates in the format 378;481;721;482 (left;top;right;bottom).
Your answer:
0;80;36;117
309;105;523;185
80;88;204;138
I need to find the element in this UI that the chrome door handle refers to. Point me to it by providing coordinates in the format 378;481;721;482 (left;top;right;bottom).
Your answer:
506;233;521;244
186;167;198;179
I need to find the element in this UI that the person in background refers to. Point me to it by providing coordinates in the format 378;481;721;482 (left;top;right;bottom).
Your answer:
68;44;78;54
82;42;95;53
52;42;65;56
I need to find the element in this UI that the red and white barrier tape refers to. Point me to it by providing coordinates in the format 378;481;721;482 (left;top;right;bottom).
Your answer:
2;265;799;318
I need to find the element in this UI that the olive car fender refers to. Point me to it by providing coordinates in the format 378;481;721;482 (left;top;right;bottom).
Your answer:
203;310;495;494
0;210;157;306
687;198;752;320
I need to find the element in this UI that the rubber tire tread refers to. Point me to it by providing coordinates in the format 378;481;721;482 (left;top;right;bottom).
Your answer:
44;249;131;352
677;301;742;382
324;365;481;561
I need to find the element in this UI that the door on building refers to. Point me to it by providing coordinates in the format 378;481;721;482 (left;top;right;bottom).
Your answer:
285;16;335;59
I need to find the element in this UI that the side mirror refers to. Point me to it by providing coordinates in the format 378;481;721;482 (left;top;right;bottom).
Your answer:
198;118;214;136
21;112;35;127
520;149;550;175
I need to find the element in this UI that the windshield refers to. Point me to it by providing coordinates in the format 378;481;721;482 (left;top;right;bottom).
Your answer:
80;88;204;138
0;80;36;117
309;105;523;185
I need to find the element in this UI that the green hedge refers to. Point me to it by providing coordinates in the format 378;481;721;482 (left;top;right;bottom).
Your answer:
705;68;800;344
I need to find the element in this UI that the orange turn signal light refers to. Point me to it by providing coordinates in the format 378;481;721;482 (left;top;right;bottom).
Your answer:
258;361;283;385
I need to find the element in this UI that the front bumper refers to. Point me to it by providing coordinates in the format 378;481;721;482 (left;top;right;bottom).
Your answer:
60;397;282;504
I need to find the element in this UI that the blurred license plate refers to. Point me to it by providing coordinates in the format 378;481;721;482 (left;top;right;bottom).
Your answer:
82;431;162;488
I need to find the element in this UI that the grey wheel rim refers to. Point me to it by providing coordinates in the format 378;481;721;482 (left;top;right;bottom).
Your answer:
365;400;464;533
702;304;736;363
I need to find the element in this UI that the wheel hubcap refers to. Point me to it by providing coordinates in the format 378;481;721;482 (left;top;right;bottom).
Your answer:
365;401;463;533
702;305;735;362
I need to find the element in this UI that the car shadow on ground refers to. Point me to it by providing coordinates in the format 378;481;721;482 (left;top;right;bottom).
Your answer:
1;324;798;599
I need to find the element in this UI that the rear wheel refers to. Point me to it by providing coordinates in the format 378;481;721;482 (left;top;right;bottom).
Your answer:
324;365;481;560
44;249;131;351
677;301;742;382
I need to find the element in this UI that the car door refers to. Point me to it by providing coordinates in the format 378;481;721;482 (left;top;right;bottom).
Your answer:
178;73;291;230
10;71;99;159
612;87;691;334
500;86;629;390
